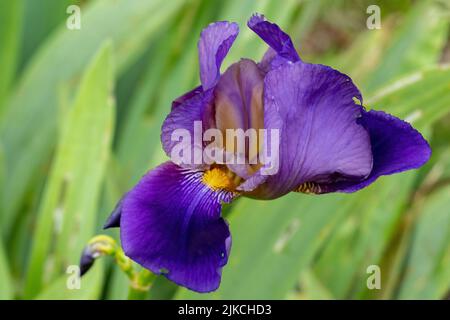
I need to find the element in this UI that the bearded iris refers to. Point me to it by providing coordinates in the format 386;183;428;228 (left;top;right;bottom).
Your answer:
104;14;431;293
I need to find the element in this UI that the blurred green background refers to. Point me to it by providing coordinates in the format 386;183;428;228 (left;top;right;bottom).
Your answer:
0;0;449;300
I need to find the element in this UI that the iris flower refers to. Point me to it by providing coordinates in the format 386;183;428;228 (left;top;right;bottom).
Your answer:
104;14;431;292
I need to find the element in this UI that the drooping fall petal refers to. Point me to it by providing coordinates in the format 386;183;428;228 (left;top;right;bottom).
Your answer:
120;162;234;293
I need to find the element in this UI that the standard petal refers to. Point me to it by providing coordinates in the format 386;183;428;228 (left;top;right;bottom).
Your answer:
214;59;264;133
161;89;214;167
316;110;432;193
198;21;239;90
212;59;265;178
251;62;373;199
248;13;300;63
120;162;234;293
258;48;291;73
171;85;203;110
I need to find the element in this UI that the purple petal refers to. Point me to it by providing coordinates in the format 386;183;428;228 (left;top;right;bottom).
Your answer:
248;13;300;63
213;59;264;178
103;198;122;229
214;59;264;133
258;48;291;73
237;174;267;192
161;89;214;167
198;21;239;90
318;110;431;193
172;85;203;110
251;62;372;199
120;162;234;293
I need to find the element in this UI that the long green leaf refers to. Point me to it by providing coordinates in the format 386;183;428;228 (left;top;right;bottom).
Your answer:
397;186;450;299
19;0;74;72
0;0;23;112
365;0;449;94
0;0;184;237
313;173;416;298
367;66;450;131
35;261;104;300
24;42;115;298
0;238;13;299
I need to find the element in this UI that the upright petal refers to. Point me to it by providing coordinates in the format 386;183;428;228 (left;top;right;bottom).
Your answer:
171;85;203;110
120;162;234;293
248;13;300;63
161;89;214;167
198;21;239;90
214;59;264;133
213;59;265;178
251;62;373;199
258;48;291;73
316;110;431;193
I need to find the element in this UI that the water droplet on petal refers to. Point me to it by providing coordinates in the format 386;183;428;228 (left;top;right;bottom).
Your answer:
159;267;169;275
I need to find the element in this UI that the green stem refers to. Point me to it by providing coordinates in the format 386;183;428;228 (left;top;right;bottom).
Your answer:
81;235;157;300
127;269;156;300
127;285;149;300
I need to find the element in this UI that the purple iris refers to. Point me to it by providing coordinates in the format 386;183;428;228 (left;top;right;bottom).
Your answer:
105;14;431;293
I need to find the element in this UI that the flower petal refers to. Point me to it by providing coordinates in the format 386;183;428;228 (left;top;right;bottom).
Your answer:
161;89;213;167
198;21;239;90
103;198;122;229
120;162;234;293
258;48;291;73
214;59;264;133
251;62;373;199
171;85;203;110
248;13;300;63
212;59;265;177
316;110;431;193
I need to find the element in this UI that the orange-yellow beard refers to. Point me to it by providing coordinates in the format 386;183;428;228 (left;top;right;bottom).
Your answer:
202;166;241;192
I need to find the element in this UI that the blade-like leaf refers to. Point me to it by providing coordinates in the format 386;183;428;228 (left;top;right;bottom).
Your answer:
24;42;115;298
0;0;184;237
0;238;12;299
19;0;73;72
364;0;449;94
35;261;104;300
397;186;450;299
313;173;416;298
367;66;450;131
0;0;23;112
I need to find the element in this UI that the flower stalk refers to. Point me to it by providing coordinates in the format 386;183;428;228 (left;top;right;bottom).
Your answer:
79;235;156;299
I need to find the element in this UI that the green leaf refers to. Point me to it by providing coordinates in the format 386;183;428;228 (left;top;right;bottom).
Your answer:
0;0;184;237
367;66;450;131
35;261;104;300
0;238;13;299
313;174;416;298
292;269;335;300
0;0;23;112
397;186;450;299
24;42;115;298
327;26;393;89
364;0;449;94
19;0;74;72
